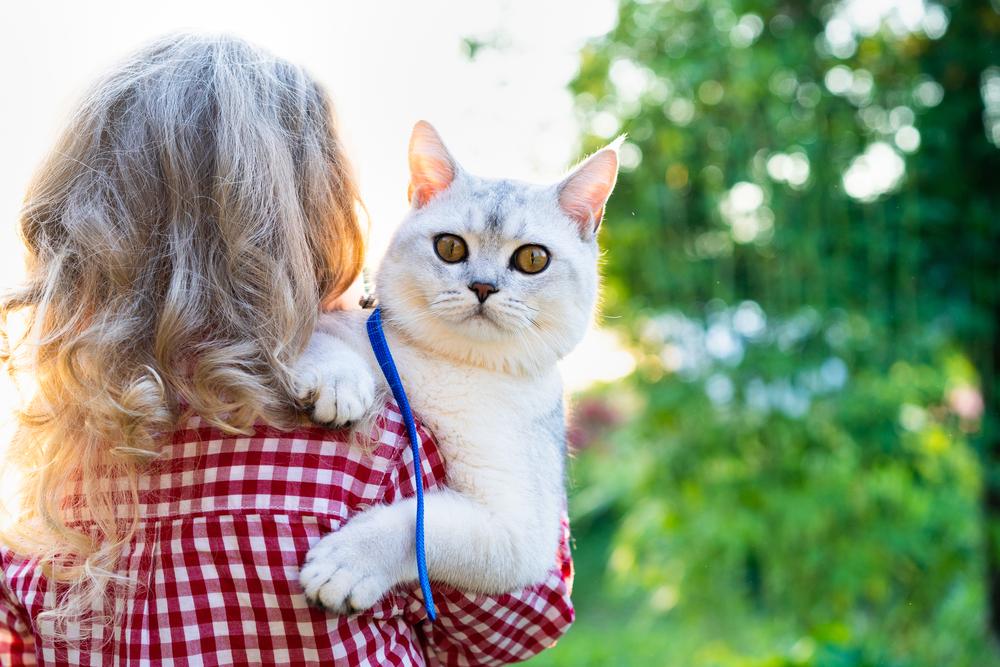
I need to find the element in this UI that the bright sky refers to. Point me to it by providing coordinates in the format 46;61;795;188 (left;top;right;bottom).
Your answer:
0;0;631;400
0;0;616;281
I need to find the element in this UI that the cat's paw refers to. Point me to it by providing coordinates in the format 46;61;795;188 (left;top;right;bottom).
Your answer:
293;334;376;427
299;507;409;613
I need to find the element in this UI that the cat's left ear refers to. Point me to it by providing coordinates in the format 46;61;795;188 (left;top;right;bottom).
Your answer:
557;138;622;238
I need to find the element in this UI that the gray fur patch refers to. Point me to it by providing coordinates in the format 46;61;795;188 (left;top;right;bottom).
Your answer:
480;180;516;234
538;397;568;457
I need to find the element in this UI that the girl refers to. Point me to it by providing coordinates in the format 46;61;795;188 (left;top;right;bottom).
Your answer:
0;33;573;666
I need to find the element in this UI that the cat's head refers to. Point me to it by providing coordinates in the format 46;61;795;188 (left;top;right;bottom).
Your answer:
377;121;619;374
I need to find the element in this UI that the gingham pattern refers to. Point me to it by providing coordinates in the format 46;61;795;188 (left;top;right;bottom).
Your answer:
0;403;574;666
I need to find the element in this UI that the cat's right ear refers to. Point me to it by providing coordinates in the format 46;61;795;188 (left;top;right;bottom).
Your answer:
408;121;457;208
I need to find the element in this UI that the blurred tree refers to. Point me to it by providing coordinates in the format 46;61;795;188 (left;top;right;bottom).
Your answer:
908;0;1000;636
550;0;1000;663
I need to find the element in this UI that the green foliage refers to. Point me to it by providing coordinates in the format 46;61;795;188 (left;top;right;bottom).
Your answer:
528;0;1000;664
536;309;990;665
576;0;997;337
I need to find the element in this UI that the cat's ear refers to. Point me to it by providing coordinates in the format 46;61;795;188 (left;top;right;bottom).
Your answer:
557;138;622;237
408;121;457;208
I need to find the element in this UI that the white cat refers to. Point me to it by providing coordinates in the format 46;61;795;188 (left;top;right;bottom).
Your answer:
297;121;619;612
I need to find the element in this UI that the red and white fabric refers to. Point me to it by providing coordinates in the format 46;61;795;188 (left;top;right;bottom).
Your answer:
0;403;574;666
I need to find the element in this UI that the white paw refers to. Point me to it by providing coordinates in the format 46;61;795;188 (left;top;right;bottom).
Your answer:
299;508;410;613
293;335;376;427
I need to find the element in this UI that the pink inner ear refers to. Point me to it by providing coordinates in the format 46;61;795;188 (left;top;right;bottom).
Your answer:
409;122;456;207
558;149;619;234
409;153;453;207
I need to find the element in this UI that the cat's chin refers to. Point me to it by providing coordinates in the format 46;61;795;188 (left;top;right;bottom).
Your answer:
424;302;530;342
383;304;559;375
418;309;519;347
459;308;518;335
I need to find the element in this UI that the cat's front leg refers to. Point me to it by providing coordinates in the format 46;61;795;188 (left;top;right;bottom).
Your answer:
292;330;376;427
299;488;558;612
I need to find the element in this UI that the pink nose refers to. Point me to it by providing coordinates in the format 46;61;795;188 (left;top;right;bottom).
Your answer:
468;282;498;303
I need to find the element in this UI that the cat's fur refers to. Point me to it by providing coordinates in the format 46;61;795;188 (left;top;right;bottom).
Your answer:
297;121;619;612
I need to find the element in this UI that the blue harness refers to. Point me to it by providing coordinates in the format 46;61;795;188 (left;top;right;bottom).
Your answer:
366;307;437;621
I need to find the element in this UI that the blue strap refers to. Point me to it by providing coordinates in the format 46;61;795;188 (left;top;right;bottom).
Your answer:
366;307;437;622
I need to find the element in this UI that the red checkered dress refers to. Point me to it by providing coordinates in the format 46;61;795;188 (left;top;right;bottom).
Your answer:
0;403;574;666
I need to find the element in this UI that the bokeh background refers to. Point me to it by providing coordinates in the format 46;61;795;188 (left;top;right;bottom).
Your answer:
532;0;1000;665
3;1;1000;665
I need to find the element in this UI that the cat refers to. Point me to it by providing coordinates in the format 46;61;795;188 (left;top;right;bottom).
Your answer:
296;121;619;612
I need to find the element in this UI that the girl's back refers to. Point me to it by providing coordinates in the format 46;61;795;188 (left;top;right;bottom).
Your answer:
1;408;573;665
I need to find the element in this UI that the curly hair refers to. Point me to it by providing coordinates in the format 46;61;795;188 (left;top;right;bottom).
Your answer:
0;32;365;637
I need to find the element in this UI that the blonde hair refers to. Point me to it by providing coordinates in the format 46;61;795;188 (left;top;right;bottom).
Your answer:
0;33;365;636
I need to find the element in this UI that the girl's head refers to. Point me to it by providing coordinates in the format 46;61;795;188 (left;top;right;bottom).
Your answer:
1;33;363;632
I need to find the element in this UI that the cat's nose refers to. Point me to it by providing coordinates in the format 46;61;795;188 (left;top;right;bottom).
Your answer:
468;282;498;303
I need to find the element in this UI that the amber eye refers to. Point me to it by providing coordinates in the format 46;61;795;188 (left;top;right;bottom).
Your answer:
511;244;551;274
434;234;468;263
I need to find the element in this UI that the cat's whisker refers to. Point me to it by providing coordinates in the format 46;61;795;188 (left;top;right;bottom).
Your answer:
427;294;464;308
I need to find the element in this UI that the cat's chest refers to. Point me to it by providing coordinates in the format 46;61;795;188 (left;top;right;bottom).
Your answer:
388;343;561;431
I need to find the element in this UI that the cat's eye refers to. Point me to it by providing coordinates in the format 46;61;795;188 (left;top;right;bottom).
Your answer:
511;244;551;274
434;234;468;263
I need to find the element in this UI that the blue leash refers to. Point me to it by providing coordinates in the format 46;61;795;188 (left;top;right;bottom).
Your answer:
366;307;437;621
